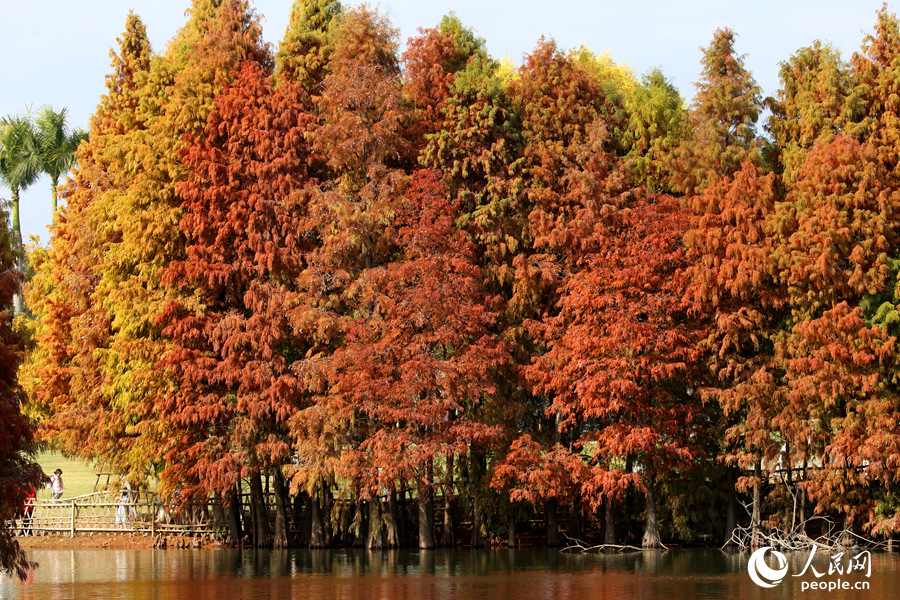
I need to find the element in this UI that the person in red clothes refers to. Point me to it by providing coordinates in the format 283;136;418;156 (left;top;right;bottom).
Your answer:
21;486;35;535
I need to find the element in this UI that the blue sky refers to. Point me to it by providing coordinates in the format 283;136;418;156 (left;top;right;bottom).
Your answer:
0;0;890;244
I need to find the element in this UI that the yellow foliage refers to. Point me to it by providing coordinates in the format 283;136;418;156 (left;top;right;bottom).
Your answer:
569;45;638;103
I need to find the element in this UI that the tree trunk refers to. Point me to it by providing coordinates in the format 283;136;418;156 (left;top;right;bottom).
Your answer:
272;468;290;549
385;490;400;548
309;480;327;548
332;497;348;547
224;485;243;546
418;463;436;549
51;176;59;224
440;454;455;547
323;482;333;547
299;491;311;547
351;499;367;548
367;498;384;549
724;467;738;546
466;452;483;548
724;490;737;546
11;188;21;251
291;490;305;546
642;474;662;549
397;487;408;547
570;502;583;542
841;514;854;548
241;495;253;542
799;460;808;532
786;454;795;530
211;491;226;530
546;497;560;547
249;472;270;548
604;497;616;545
470;496;482;548
249;484;259;542
11;188;23;315
751;461;762;549
507;505;517;548
625;454;636;533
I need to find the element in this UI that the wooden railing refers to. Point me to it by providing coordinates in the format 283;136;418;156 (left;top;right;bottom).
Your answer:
12;489;560;541
12;491;224;537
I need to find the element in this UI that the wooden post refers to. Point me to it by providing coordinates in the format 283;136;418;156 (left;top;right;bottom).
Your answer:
152;500;157;537
70;501;76;538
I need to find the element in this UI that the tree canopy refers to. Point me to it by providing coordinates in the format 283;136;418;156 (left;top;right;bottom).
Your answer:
18;2;900;553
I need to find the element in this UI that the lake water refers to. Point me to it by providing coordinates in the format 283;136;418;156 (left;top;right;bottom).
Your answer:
2;547;899;599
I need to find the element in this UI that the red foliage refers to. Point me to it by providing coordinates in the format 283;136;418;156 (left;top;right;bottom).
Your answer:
526;193;704;509
0;237;42;579
294;170;509;497
159;61;315;497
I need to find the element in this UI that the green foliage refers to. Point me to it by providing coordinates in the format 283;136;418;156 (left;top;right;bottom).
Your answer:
670;28;763;195
34;106;88;220
624;67;687;191
569;45;637;106
693;28;762;150
767;41;860;183
438;12;488;72
276;0;342;89
852;5;900;177
451;52;505;99
0;114;41;253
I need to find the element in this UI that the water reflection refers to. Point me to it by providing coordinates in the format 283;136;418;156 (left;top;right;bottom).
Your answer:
2;548;900;600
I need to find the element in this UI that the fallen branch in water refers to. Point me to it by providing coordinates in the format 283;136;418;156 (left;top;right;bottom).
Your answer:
561;535;650;553
722;518;889;552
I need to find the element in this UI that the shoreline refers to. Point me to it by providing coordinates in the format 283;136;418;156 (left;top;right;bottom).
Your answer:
14;534;725;553
17;533;220;550
13;534;671;552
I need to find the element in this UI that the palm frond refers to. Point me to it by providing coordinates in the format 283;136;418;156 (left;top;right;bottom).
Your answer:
0;114;41;192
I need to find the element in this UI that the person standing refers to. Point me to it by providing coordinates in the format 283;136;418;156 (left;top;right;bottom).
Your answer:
16;486;36;535
115;489;130;528
49;469;64;500
22;486;35;534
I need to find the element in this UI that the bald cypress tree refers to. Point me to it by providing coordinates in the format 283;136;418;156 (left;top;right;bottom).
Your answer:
142;0;273;534
275;0;342;89
21;12;155;483
675;28;776;547
852;6;900;177
160;61;315;549
766;41;858;183
23;1;274;509
289;4;408;548
624;68;687;192
671;28;763;195
402;13;488;152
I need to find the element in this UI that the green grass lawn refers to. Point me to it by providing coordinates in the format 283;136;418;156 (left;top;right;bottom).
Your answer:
32;451;158;500
33;450;104;500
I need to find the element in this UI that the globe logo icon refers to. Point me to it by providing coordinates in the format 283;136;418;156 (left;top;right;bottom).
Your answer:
748;546;789;588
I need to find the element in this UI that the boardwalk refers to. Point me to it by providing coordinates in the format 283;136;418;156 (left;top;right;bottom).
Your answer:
12;491;221;537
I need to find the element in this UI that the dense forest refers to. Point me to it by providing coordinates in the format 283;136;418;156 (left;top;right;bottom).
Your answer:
14;0;900;552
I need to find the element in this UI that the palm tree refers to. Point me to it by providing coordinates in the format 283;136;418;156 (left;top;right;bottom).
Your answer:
0;114;41;254
0;114;41;313
36;106;88;224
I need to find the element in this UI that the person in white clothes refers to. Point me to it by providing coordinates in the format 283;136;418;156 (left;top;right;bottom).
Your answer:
49;469;65;500
115;488;130;527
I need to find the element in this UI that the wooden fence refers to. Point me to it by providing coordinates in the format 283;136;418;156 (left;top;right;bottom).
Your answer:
11;490;224;537
11;487;581;543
